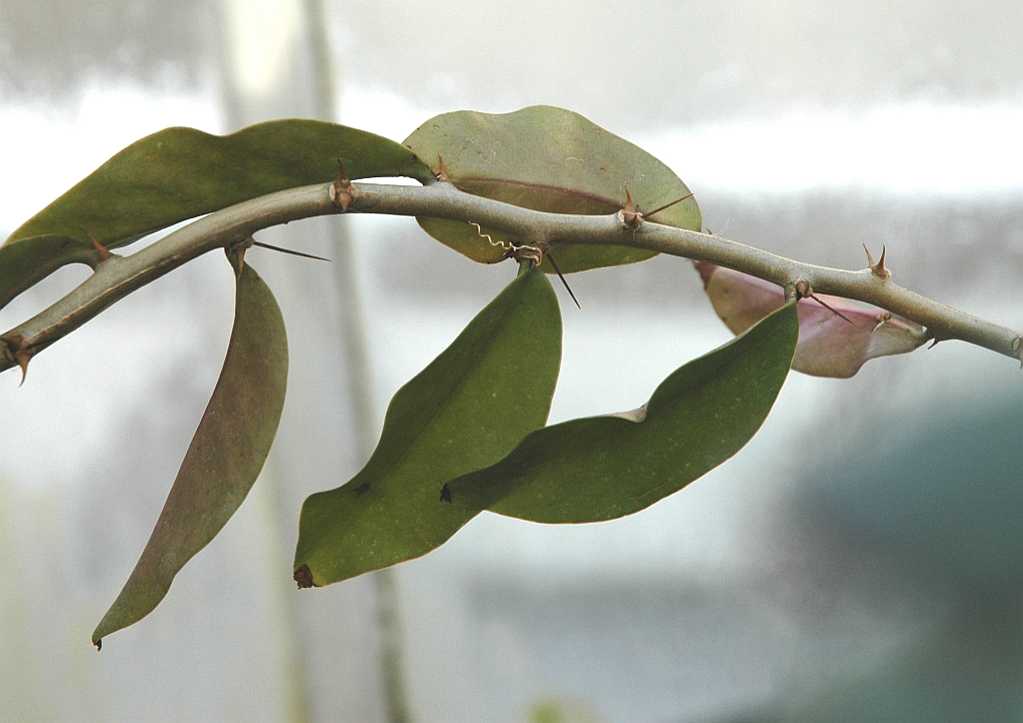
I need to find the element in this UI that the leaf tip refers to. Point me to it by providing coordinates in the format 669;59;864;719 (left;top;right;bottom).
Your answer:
294;564;315;589
93;637;102;652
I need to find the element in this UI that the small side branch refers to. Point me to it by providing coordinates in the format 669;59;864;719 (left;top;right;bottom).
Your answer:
1;181;1019;374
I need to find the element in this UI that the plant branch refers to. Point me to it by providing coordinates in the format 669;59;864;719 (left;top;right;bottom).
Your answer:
2;180;1020;374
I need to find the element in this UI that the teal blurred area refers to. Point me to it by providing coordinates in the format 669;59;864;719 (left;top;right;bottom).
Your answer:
773;391;1023;723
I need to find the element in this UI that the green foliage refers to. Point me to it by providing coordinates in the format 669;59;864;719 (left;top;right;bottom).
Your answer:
293;266;562;587
404;105;701;273
0;119;431;309
0;105;834;644
92;254;288;646
445;302;797;522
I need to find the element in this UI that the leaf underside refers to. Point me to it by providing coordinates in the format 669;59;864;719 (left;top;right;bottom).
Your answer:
92;259;288;646
403;105;701;274
294;268;562;587
1;119;432;309
445;301;798;523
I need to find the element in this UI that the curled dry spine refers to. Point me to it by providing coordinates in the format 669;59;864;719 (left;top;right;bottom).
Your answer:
466;221;542;265
466;221;581;309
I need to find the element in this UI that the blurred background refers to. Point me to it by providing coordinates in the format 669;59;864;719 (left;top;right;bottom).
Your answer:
1;1;1022;721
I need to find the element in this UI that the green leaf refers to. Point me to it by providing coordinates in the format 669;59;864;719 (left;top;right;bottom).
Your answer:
403;105;701;273
2;119;432;309
445;301;798;523
92;257;288;647
293;268;562;587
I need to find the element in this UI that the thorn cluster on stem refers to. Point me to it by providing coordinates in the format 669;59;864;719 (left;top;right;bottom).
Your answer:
329;158;355;211
618;188;643;229
863;243;891;279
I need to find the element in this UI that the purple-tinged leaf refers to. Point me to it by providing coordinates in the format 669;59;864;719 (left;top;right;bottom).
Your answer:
92;258;288;647
695;262;927;378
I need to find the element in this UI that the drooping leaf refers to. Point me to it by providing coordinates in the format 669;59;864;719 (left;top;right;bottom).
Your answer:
293;267;561;587
695;262;927;378
444;302;797;523
92;257;288;647
404;105;701;274
2;119;432;309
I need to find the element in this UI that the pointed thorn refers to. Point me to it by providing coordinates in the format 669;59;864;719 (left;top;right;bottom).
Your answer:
440;484;452;503
335;157;350;187
809;293;856;326
93;638;102;652
619;186;643;228
862;243;876;268
872;311;892;334
869;243;891;279
645;191;695;219
88;232;111;261
546;251;581;309
927;338;941;350
15;350;30;386
252;241;331;262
